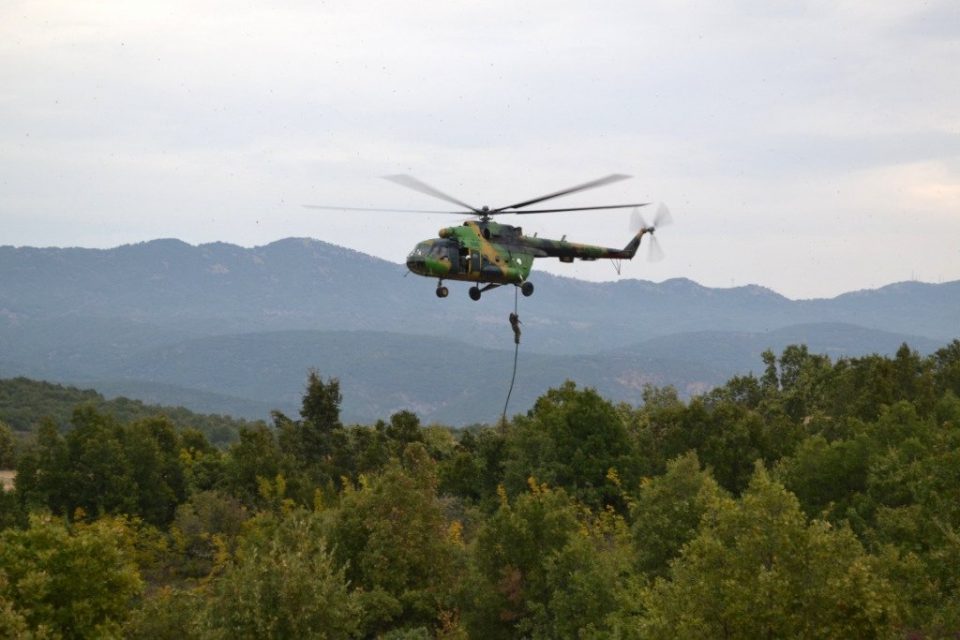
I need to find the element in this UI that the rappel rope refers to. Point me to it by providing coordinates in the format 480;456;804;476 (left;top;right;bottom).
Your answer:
502;286;521;424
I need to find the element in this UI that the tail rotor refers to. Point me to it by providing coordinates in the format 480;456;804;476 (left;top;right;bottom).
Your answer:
630;203;672;262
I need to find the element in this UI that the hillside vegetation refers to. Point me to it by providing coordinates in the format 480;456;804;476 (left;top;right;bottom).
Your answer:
1;339;960;637
0;377;255;445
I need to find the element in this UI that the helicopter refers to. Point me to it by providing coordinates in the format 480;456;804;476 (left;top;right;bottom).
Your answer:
306;173;671;300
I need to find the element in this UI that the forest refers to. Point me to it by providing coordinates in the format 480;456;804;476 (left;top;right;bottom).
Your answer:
1;340;960;639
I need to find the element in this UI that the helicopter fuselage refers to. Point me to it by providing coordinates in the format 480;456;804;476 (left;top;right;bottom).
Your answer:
405;220;648;289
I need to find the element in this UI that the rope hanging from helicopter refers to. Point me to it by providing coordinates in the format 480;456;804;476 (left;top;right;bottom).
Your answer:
502;286;521;423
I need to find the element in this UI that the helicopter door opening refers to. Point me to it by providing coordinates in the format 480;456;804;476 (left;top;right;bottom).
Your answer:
446;245;460;274
468;250;481;274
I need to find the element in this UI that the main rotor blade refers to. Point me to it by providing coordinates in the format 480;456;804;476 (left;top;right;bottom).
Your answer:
382;174;481;213
302;204;465;214
492;174;632;212
499;202;650;215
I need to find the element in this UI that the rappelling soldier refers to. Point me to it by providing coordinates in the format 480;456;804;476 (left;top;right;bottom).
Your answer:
509;312;521;345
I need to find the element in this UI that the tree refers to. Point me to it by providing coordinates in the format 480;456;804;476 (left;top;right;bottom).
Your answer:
14;420;68;514
776;433;874;520
466;479;632;639
13;409;191;526
123;417;188;526
933;339;960;396
223;424;282;506
760;348;779;393
170;490;249;579
274;372;352;495
0;514;143;639
300;370;343;430
0;574;38;640
776;344;833;421
504;381;637;508
346;422;391;477
123;587;204;640
706;373;763;409
386;410;424;454
202;509;360;639
0;421;15;468
330;445;462;636
288;370;344;465
638;465;901;639
630;451;726;577
178;428;226;494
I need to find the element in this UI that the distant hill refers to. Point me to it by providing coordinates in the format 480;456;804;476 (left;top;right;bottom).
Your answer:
0;377;255;445
0;238;956;424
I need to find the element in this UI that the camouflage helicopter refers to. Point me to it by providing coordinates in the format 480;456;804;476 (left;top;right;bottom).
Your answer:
306;174;671;300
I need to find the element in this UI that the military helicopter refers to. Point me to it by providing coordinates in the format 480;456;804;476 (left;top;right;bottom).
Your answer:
306;174;671;300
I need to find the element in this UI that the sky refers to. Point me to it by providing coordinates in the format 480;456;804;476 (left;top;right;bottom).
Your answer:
1;0;958;299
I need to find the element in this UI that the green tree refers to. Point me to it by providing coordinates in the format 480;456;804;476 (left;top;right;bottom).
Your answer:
0;574;41;640
439;427;508;506
123;417;188;525
760;348;779;393
0;514;143;639
706;373;764;409
300;370;343;430
504;381;637;508
14;409;190;526
274;372;353;496
777;344;833;421
467;479;631;639
386;410;424;454
171;490;249;579
286;370;344;465
202;509;360;639
862;417;960;631
642;395;792;494
346;422;391;477
638;465;901;639
0;420;15;468
776;433;874;520
933;339;960;396
123;587;204;640
178;428;226;494
14;420;68;514
223;423;282;506
630;451;726;577
330;445;462;636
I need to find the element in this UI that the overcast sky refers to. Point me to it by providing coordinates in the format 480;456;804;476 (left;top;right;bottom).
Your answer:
2;1;958;299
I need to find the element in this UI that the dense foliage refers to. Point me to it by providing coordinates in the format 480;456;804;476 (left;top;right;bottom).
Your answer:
1;342;960;638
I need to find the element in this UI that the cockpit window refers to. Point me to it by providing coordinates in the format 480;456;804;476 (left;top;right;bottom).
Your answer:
409;242;452;260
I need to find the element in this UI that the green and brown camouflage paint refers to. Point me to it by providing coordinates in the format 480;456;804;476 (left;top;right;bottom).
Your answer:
405;220;650;285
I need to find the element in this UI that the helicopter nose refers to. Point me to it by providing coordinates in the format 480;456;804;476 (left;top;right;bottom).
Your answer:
406;255;425;274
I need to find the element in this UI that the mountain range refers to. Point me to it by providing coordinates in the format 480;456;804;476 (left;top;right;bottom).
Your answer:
1;238;956;424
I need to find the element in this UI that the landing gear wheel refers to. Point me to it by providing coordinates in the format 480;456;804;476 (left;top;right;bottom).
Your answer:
520;281;534;297
436;286;449;298
468;286;481;301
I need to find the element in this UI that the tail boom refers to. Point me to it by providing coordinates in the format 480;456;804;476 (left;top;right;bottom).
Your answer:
521;228;651;262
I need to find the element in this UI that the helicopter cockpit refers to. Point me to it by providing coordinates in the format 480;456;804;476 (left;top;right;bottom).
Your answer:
406;240;459;276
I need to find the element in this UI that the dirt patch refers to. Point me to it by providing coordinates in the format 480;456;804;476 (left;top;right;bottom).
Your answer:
0;470;15;492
